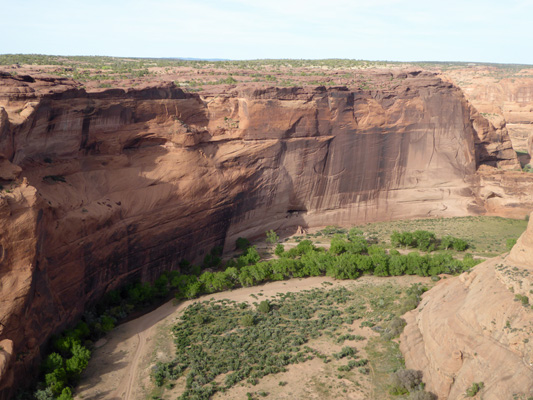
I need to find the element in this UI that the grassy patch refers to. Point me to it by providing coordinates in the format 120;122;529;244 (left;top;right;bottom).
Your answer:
366;338;406;399
353;216;527;257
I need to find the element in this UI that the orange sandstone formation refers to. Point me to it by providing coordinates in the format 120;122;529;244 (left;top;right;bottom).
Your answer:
0;70;529;396
401;212;533;399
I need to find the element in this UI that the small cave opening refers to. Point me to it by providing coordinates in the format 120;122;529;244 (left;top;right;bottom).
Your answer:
287;209;307;216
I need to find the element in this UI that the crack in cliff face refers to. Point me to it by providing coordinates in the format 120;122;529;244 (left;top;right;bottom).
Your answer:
0;72;524;397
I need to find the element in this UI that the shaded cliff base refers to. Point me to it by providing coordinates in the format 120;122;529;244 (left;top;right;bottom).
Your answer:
401;213;533;399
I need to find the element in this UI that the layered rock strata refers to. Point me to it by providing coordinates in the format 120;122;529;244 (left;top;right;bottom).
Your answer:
0;71;524;395
442;69;533;156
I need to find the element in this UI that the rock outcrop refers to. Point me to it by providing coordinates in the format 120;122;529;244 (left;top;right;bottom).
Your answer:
0;71;526;396
401;212;533;399
509;212;533;265
441;68;533;155
476;168;533;217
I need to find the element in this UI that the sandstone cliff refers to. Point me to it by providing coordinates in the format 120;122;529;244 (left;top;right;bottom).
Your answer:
0;71;525;395
401;212;533;399
442;68;533;156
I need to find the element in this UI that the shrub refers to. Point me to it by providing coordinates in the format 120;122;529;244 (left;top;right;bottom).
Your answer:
382;317;406;340
515;294;530;305
389;369;423;395
34;388;55;400
202;247;222;269
236;237;251;251
465;382;484;397
258;300;271;313
347;227;364;241
240;314;255;327
100;314;116;333
322;225;345;235
409;391;437;400
462;254;481;271
72;321;91;341
274;244;284;256
333;346;356;359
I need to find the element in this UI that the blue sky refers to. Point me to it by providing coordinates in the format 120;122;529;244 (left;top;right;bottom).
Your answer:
1;0;532;64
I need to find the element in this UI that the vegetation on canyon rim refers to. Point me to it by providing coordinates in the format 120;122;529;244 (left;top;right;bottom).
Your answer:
20;216;527;399
2;54;531;91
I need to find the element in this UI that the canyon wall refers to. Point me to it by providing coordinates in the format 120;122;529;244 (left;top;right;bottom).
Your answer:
401;213;533;399
444;69;533;156
0;71;524;395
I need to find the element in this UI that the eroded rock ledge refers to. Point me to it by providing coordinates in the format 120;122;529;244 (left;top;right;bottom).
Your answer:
401;213;533;399
0;70;527;395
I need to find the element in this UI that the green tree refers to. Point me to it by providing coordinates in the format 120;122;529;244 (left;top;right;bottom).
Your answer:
266;230;279;245
236;237;251;251
45;368;68;395
65;343;91;377
42;353;64;374
329;235;349;255
451;238;468;251
57;387;73;400
183;281;204;299
346;236;367;254
412;230;436;251
439;235;455;250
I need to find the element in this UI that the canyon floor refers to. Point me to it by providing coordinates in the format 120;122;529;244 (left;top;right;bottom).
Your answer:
73;216;529;400
75;275;431;400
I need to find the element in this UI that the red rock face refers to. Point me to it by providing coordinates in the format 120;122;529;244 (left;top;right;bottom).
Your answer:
0;71;525;395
